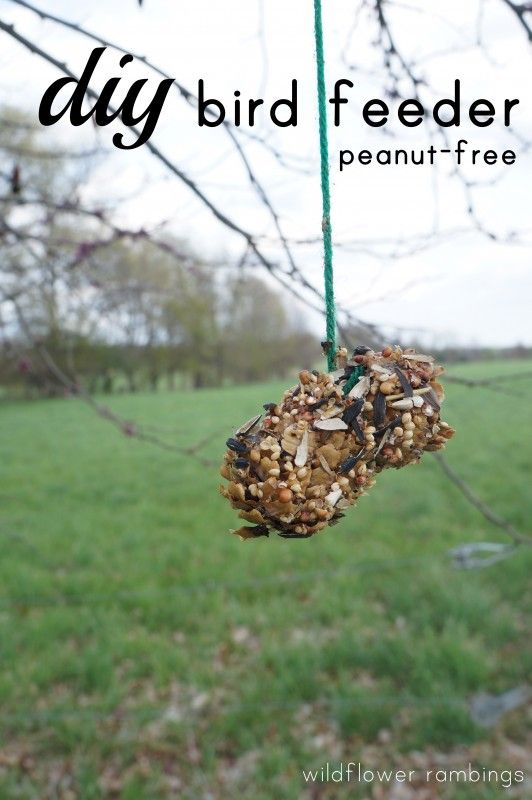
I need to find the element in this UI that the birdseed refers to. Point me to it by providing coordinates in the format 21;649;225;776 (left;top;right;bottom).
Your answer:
220;346;455;540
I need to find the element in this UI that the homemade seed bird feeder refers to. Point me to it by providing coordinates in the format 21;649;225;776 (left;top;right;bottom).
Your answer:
220;2;454;540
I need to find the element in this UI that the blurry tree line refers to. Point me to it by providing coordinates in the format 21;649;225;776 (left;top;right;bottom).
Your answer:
0;109;319;398
1;108;528;402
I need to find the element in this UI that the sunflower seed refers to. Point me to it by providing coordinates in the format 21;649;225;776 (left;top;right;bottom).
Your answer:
348;374;370;399
294;429;309;467
314;418;348;431
374;428;391;458
394;367;414;397
374;391;386;428
425;389;441;411
226;437;248;453
320;404;343;419
230;524;269;540
338;452;364;473
236;414;262;437
375;415;402;438
390;398;414;410
342;399;364;426
386;387;431;402
371;363;391;374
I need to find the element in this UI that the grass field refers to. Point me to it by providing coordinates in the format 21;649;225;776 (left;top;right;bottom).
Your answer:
1;360;531;799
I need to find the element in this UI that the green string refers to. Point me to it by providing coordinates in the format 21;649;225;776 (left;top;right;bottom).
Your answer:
313;0;336;372
341;365;364;395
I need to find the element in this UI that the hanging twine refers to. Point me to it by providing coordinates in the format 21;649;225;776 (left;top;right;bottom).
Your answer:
313;0;336;371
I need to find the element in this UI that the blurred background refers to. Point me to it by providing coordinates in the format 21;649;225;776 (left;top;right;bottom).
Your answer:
0;0;531;797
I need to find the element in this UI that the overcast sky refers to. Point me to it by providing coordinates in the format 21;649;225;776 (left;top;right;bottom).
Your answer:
0;0;530;346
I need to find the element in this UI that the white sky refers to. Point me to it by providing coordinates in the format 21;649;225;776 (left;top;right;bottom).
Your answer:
0;0;530;346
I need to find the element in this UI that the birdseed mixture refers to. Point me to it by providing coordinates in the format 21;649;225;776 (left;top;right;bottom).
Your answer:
220;345;455;540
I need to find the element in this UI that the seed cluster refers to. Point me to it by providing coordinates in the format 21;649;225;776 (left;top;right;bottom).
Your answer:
220;346;455;540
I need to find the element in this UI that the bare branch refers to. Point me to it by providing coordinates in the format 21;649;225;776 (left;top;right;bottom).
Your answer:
434;453;532;548
0;15;382;343
500;0;532;41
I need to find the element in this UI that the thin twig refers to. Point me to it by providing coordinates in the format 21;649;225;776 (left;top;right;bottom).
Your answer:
434;453;531;548
5;293;217;467
0;15;379;342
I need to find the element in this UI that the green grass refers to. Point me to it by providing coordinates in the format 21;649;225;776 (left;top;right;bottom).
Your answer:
0;360;531;798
